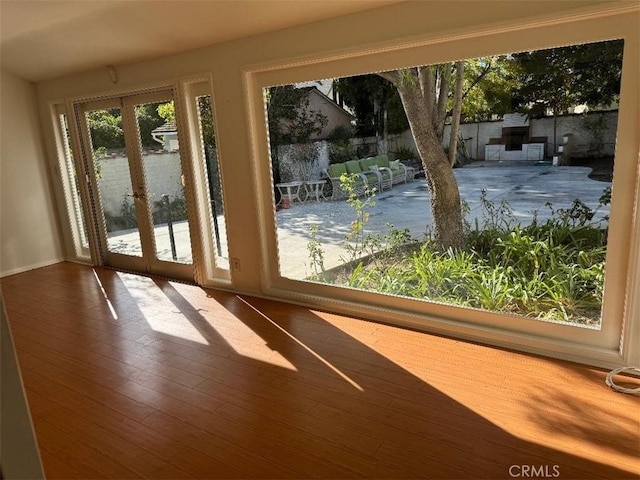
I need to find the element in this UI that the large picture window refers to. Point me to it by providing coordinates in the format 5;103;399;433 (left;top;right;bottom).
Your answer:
265;40;622;329
249;18;638;366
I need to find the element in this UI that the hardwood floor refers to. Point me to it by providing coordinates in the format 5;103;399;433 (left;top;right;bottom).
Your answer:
2;262;639;479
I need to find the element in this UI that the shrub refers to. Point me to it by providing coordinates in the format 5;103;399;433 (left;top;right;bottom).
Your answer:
392;145;420;163
309;187;611;325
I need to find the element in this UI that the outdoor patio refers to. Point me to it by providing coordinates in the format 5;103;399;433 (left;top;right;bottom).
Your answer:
106;164;612;280
106;218;229;269
276;163;612;279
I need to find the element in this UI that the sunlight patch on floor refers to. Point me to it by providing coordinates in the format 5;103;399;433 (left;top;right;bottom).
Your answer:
115;274;297;370
118;274;210;346
238;296;364;390
92;269;119;320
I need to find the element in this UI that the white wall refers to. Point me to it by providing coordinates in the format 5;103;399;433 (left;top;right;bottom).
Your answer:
33;1;635;294
20;1;639;366
1;70;63;276
530;112;619;158
438;111;619;160
97;151;184;216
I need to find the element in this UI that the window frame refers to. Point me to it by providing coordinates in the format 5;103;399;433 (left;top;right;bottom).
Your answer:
50;102;93;262
178;76;232;285
245;10;640;367
50;78;233;286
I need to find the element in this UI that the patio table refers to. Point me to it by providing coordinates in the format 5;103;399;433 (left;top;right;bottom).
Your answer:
276;181;304;206
303;180;327;202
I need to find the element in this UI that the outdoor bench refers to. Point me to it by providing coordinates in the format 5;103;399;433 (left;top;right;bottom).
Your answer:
323;155;414;200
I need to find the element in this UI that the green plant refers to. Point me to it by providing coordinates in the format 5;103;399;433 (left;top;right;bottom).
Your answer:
327;125;358;164
119;196;138;229
92;147;105;179
339;173;378;266
327;125;354;146
393;145;420;163
104;195;138;232
153;194;188;224
311;187;610;325
328;144;358;164
478;188;516;231
307;224;326;281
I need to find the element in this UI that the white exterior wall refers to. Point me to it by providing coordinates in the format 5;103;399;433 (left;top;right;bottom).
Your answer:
98;151;184;217
419;111;619;161
529;112;618;158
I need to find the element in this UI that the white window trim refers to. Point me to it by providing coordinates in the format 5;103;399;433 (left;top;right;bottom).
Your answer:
50;102;92;262
51;78;233;285
244;7;640;368
178;76;232;286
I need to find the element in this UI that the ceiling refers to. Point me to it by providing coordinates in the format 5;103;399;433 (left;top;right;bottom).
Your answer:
0;0;402;83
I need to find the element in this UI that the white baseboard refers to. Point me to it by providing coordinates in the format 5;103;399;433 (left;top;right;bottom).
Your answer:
0;257;65;278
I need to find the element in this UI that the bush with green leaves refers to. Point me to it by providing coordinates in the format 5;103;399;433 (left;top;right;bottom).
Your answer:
392;145;420;163
327;125;358;164
308;186;611;325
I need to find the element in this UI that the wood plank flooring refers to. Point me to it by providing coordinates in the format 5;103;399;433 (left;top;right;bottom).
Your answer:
2;262;639;479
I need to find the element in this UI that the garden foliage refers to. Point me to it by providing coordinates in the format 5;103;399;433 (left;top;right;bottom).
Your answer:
308;176;610;325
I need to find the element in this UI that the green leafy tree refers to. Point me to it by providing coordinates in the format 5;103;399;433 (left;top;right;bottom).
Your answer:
459;56;515;121
87;109;124;149
135;103;166;148
334;75;409;153
157;102;175;124
567;39;624;109
510;40;623;159
196;95;224;225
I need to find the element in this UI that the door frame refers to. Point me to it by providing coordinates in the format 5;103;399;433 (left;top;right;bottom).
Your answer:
76;89;195;282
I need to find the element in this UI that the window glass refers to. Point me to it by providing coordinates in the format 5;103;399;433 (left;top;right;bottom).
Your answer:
196;94;229;270
265;40;623;327
58;113;89;251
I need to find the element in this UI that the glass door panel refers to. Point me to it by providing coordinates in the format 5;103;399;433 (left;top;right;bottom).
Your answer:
57;110;90;254
85;106;144;259
78;91;194;281
134;99;193;265
196;94;229;270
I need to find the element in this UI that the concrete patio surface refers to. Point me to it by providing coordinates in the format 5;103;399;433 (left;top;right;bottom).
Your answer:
106;163;612;280
276;164;612;279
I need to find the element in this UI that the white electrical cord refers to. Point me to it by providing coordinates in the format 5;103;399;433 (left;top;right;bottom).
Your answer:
605;367;640;395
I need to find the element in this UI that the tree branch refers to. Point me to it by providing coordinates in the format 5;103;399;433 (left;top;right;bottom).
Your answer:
377;70;401;85
418;66;434;117
461;59;492;103
448;61;465;166
435;63;452;141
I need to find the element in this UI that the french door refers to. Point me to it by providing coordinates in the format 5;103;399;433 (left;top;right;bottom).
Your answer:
77;90;194;281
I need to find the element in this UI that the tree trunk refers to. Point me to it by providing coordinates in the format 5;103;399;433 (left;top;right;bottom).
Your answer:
448;61;465;166
434;65;452;142
381;106;388;154
396;80;465;249
373;98;388;155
